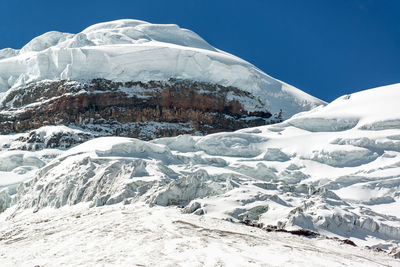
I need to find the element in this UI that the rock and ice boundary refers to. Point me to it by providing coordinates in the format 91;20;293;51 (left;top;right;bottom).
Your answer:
0;19;325;140
0;19;323;120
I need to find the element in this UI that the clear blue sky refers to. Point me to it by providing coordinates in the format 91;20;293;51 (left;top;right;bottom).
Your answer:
1;0;399;102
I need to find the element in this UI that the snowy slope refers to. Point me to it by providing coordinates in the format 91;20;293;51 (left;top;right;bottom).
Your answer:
0;19;324;118
1;83;400;259
286;83;400;131
1;203;399;266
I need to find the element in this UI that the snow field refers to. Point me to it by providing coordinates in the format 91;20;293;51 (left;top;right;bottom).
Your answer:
0;203;398;266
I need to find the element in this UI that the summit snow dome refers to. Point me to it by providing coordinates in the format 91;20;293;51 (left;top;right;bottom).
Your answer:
0;19;324;119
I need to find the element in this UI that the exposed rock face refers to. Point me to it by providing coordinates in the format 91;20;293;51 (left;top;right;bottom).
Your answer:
0;78;281;140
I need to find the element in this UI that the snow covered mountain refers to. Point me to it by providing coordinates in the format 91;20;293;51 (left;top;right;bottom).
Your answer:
0;19;324;139
0;19;399;265
1;83;400;265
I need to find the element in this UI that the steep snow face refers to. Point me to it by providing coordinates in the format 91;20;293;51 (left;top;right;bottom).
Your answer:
0;19;324;118
2;84;400;251
286;83;400;131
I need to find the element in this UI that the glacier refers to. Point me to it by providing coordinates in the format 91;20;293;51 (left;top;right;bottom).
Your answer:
1;83;400;260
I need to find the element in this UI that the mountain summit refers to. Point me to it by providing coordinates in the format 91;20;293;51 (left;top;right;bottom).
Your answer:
0;19;324;139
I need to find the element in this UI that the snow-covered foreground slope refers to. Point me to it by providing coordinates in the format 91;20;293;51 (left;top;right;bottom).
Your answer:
0;19;323;118
1;203;398;267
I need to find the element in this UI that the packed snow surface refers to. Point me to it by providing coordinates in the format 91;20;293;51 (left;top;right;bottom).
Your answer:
1;83;400;263
1;203;399;266
0;19;324;118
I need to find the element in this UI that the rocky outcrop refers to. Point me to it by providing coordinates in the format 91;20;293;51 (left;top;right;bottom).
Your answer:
0;78;281;140
7;129;94;151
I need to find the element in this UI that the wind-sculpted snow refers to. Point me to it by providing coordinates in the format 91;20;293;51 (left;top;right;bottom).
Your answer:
287;117;359;132
195;133;268;157
0;19;324;118
307;145;379;167
0;151;45;172
2;84;400;253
